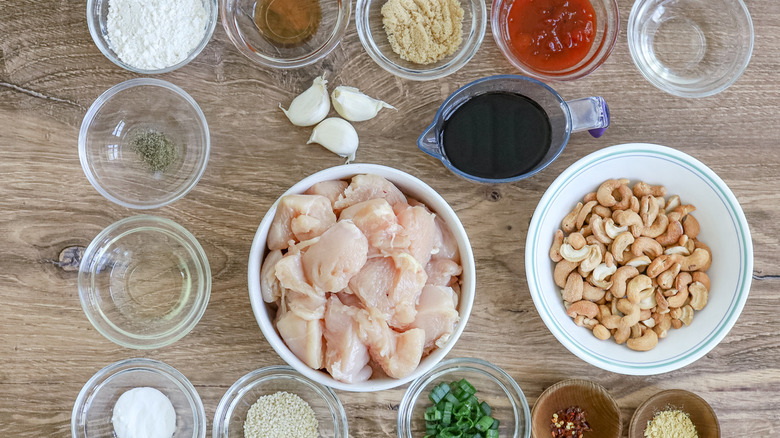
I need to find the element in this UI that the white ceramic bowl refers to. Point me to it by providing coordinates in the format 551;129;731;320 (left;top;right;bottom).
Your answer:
247;164;476;391
526;143;752;375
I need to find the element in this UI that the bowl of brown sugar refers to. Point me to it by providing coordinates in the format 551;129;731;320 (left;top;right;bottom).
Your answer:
356;0;487;80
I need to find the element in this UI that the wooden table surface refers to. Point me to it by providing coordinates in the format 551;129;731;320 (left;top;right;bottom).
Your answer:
2;0;778;436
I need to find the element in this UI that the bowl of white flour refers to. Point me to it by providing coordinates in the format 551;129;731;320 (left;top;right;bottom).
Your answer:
87;0;218;73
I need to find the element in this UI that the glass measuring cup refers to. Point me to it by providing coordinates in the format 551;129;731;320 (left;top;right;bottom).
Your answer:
418;75;610;183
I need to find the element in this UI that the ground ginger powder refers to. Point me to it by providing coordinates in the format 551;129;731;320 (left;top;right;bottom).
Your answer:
381;0;464;64
644;409;698;438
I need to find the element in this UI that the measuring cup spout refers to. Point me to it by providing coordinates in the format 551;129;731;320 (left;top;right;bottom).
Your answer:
417;123;443;159
565;97;610;138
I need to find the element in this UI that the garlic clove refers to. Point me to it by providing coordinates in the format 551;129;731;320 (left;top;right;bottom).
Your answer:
308;118;359;163
279;74;330;127
331;86;395;122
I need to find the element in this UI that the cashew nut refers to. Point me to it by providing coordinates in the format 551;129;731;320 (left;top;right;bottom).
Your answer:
656;262;681;290
674;271;693;292
688;281;708;310
596;179;627;207
627;328;658;351
679;248;711;272
593;324;611;340
578;245;603;274
589;215;612;245
593;205;613;219
560;243;590;262
550;229;564;262
666;287;689;309
630;195;641;213
566;232;586;250
562;202;583;233
592;263;617;283
583;283;607;302
554;260;579;288
626;255;652;270
609;266;639;299
664;195;680;213
584;192;597;203
664;245;691;256
633;181;667;198
602;314;621;330
614;323;630;344
626;275;653;304
632;237;664;258
641;213;669;238
640;195;659;227
613;210;643;229
604;219;629;239
647;254;681;278
611;231;635;263
692;271;711;290
656;220;684;247
562;272;584;303
566;300;599;319
575;201;598;230
653;312;672;338
682;214;700;239
618;299;641;327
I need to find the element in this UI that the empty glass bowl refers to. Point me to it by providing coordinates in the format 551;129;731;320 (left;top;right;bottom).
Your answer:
356;0;487;81
72;358;206;438
86;0;217;74
491;0;619;81
398;358;531;438
79;78;210;209
213;366;348;437
220;0;351;69
77;215;211;349
628;0;754;98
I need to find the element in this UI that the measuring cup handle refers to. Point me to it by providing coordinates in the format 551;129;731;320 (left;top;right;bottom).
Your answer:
417;123;443;159
565;97;610;138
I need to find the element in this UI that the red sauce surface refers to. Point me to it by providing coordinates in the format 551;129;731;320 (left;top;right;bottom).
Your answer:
505;0;596;72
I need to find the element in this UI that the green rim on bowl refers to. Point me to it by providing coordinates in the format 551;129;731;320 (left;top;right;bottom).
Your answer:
525;143;752;375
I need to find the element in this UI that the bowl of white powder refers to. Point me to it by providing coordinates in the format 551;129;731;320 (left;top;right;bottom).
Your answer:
72;358;206;438
86;0;218;73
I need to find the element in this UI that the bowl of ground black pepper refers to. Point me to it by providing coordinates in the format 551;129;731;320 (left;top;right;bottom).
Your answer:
356;0;487;80
79;78;210;209
213;366;348;438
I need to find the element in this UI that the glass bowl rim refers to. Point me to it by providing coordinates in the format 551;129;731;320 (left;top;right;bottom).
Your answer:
219;0;352;69
626;0;754;98
489;0;620;81
77;214;212;350
85;0;218;74
355;0;488;81
397;357;532;438
212;365;349;438
71;357;207;438
78;77;211;210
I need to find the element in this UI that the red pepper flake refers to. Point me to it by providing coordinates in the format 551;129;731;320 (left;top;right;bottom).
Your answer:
550;406;592;438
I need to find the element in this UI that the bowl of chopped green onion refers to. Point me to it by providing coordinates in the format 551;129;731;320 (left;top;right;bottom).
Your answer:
79;78;210;209
398;357;531;438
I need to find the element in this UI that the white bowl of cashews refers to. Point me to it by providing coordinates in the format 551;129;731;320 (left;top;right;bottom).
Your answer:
526;143;753;375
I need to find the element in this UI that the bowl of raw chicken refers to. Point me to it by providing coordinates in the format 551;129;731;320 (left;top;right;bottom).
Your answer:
248;164;476;392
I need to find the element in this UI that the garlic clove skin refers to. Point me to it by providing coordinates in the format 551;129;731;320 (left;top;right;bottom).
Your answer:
279;74;330;127
331;86;396;122
308;118;359;163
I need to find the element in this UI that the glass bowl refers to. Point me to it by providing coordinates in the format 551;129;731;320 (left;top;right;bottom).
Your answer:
491;0;619;81
356;0;487;81
628;0;753;98
212;365;348;438
72;358;206;438
86;0;217;74
220;0;351;69
79;78;210;210
398;358;531;438
77;215;212;349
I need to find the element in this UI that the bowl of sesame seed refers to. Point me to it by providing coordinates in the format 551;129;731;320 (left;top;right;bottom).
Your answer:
213;365;348;438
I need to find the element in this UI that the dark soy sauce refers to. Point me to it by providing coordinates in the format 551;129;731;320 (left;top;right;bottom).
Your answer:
441;92;552;180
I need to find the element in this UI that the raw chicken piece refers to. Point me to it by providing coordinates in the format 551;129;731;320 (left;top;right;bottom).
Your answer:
275;253;318;297
335;290;364;309
323;296;372;383
333;174;407;212
355;310;426;379
275;255;326;320
339;198;409;253
277;308;324;370
348;253;427;328
260;250;284;303
409;285;459;351
302;221;368;293
268;195;336;250
425;258;462;287
396;204;437;266
432;215;460;262
285;289;327;320
304;180;349;207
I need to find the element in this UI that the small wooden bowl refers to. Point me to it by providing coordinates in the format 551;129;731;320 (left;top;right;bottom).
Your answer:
629;389;720;438
531;379;622;438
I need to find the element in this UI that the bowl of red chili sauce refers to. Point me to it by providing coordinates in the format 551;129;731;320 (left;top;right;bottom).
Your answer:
491;0;619;81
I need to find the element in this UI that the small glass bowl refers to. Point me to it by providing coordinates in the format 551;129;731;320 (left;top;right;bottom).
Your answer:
72;358;206;438
398;358;531;438
77;215;211;350
86;0;218;74
213;365;348;438
79;78;210;210
491;0;619;81
628;0;754;98
356;0;487;81
220;0;351;69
